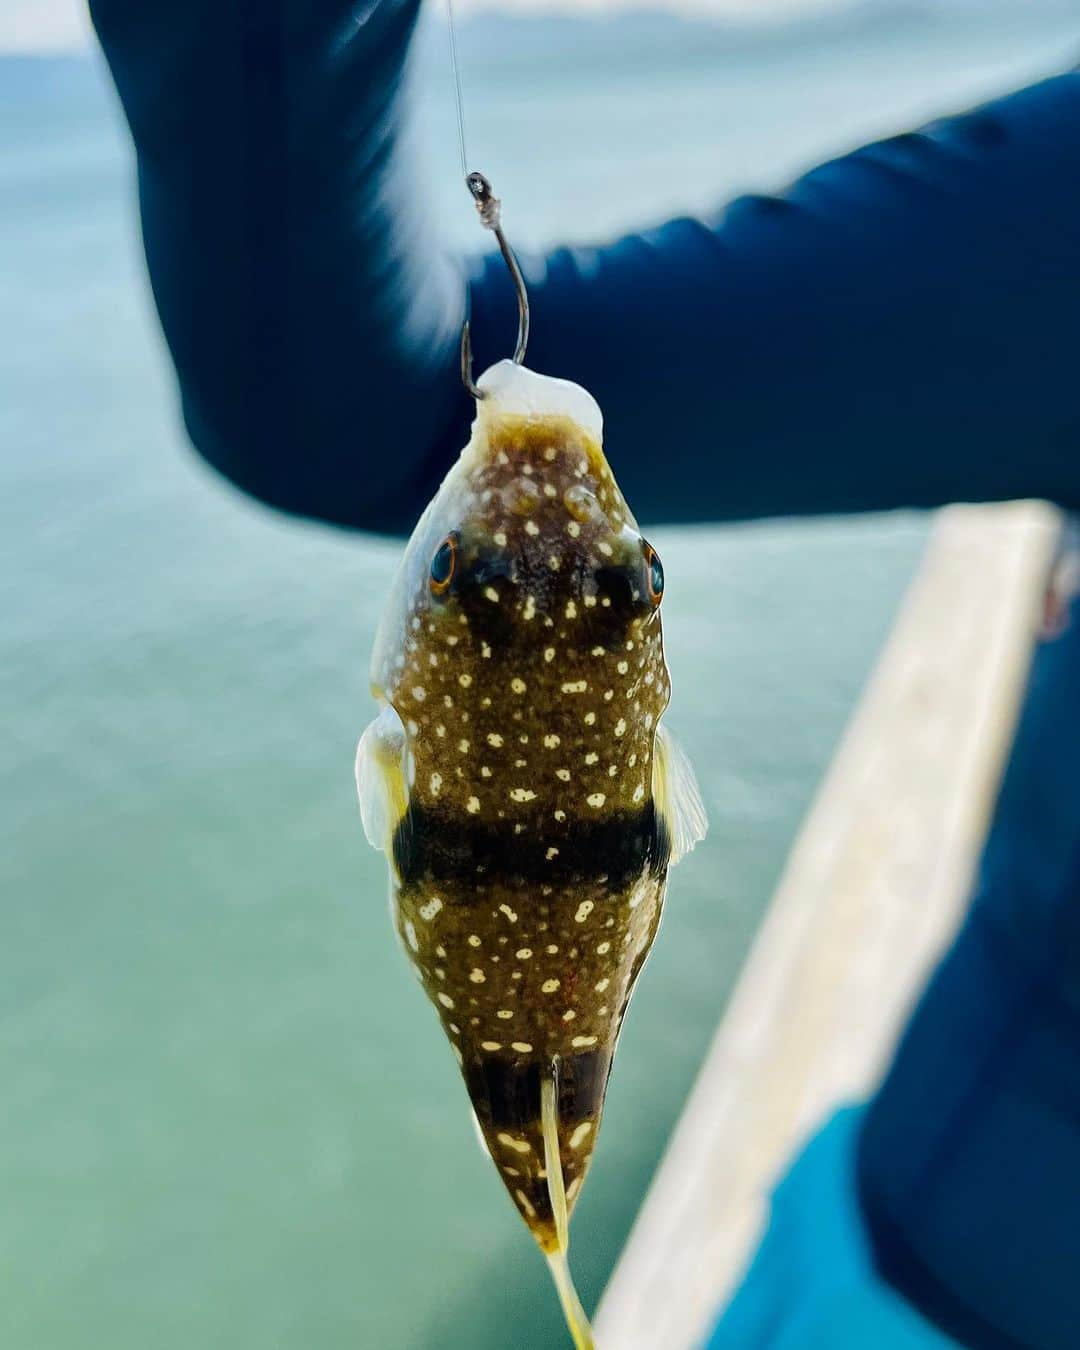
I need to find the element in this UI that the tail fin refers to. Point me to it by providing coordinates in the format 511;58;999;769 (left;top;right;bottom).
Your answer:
541;1074;596;1350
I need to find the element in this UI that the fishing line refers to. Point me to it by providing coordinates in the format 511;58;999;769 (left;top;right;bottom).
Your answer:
444;0;469;178
442;0;530;397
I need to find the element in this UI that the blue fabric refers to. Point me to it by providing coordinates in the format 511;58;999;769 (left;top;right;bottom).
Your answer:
708;1108;959;1350
856;525;1080;1350
90;0;1080;533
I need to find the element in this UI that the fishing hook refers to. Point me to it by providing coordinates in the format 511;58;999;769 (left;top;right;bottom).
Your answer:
461;171;530;400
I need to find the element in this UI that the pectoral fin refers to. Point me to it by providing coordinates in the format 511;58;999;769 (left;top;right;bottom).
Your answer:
354;705;411;853
652;723;708;866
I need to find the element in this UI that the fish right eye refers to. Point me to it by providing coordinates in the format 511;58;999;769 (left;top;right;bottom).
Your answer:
429;534;458;595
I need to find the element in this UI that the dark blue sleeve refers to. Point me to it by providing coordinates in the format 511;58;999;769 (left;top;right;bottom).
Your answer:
90;0;1080;533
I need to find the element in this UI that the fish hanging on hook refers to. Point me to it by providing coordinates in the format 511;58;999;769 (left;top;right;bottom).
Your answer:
355;175;707;1350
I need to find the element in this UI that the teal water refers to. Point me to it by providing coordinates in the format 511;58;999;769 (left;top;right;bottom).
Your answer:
2;9;1078;1348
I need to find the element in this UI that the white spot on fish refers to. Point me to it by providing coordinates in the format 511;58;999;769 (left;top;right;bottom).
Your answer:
469;969;486;984
458;673;472;688
509;788;537;803
404;921;419;952
595;978;609;993
511;1041;533;1052
575;900;595;923
419;897;443;922
484;586;499;603
511;677;527;694
570;1122;593;1149
597;942;611;955
499;903;518;923
481;1040;502;1051
438;993;455;1009
586;792;607;808
541;979;560;993
468;935;482;947
561;680;587;694
572;1035;598;1048
412;686;427;701
487;733;504;747
516;948;533;960
543;734;560;748
497;1133;532;1155
496;1009;514;1020
467;796;481;813
429;772;443;794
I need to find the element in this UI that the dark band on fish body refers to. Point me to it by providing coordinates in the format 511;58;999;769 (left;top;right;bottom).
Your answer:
393;801;671;889
466;1047;613;1133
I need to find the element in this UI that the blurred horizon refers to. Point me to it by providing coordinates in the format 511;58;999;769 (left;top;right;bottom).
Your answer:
5;0;1080;53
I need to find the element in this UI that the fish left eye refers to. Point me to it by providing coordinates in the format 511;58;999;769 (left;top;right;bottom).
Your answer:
430;534;458;595
644;541;664;605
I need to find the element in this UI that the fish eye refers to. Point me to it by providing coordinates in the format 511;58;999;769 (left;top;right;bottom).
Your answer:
643;541;664;606
430;534;458;595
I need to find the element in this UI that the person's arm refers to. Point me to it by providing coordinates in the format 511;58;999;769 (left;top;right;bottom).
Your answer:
90;0;1080;533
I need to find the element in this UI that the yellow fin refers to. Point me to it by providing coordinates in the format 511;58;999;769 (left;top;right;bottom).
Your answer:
652;722;708;866
354;705;410;853
541;1074;595;1350
545;1249;595;1350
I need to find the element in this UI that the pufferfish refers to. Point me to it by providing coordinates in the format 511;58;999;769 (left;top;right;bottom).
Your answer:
355;359;706;1347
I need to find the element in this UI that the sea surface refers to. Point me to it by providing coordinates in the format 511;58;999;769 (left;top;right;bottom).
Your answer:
2;6;1077;1348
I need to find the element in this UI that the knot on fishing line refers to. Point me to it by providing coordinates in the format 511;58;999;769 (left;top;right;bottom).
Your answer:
467;171;502;231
